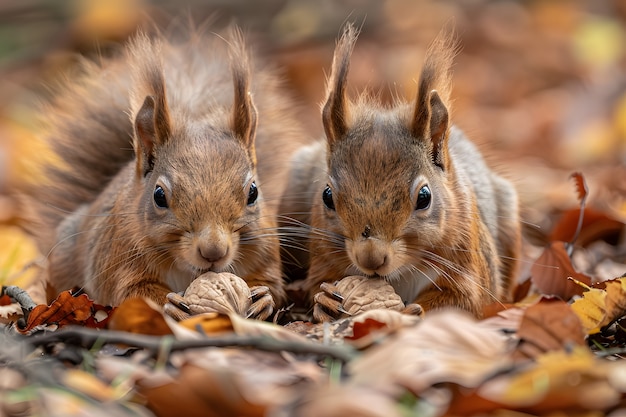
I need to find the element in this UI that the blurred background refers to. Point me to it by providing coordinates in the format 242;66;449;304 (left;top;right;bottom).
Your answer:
0;0;625;287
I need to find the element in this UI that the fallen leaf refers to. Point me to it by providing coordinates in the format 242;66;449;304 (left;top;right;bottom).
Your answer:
281;383;404;417
571;276;626;334
483;348;624;412
178;312;234;335
514;298;585;360
549;207;624;247
19;290;114;334
107;297;171;336
349;310;513;396
531;241;592;300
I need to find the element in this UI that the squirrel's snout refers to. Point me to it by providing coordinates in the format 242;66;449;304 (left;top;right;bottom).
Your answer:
351;238;393;275
198;243;229;264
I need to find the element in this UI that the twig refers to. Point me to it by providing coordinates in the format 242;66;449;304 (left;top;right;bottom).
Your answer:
2;285;37;314
25;326;357;363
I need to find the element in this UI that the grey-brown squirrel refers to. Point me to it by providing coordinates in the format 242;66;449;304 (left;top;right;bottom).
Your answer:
281;24;522;320
28;25;307;319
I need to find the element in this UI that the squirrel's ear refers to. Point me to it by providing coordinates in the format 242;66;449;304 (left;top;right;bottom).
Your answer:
322;24;357;150
134;95;170;174
411;29;456;169
229;29;258;166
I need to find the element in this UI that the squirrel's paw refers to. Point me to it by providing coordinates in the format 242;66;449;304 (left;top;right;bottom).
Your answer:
313;275;407;323
313;282;351;322
401;303;425;317
245;286;275;321
163;272;261;320
164;292;192;321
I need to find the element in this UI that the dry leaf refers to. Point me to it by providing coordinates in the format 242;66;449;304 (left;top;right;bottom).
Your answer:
107;297;172;336
19;290;113;333
549;207;624;247
349;310;513;396
479;348;624;413
531;241;592;300
571;277;626;333
137;363;266;417
282;384;404;417
514;298;585;360
178;312;234;335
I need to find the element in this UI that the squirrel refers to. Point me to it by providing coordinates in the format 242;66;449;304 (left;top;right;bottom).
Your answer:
281;24;521;321
27;25;307;319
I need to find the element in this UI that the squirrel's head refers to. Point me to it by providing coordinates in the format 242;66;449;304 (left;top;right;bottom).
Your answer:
128;31;264;285
317;24;461;278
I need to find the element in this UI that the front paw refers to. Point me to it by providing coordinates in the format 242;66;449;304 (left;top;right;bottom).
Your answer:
312;282;350;323
313;275;408;322
246;286;275;321
164;272;272;321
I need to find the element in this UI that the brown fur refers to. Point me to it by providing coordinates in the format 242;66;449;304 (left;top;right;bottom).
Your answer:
293;24;521;317
29;24;307;308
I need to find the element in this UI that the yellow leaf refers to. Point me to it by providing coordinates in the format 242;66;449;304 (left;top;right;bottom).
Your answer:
571;277;626;334
571;287;607;334
0;226;40;289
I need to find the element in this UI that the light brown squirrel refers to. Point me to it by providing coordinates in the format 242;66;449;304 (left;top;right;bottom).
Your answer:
282;24;521;320
27;25;307;319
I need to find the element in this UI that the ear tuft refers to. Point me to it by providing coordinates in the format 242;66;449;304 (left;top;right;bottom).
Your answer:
322;23;358;150
228;27;258;165
411;28;457;169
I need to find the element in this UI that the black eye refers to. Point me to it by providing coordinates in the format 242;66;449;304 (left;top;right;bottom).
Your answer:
415;185;431;210
247;181;258;206
154;185;168;208
322;185;335;210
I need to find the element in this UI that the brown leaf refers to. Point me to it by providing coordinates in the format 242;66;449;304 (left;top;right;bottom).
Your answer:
531;241;592;300
19;290;113;333
107;297;172;336
514;298;585;360
0;294;11;306
137;363;266;417
570;171;588;203
549;207;624;247
283;384;404;417
178;312;234;335
348;318;388;341
349;311;512;395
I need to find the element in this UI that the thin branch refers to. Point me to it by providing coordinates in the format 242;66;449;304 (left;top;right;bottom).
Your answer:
25;326;357;363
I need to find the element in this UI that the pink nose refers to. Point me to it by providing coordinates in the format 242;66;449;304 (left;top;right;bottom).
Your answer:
356;251;388;272
198;243;228;263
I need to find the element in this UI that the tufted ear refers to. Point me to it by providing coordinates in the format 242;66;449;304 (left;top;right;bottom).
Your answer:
130;32;171;176
322;23;358;152
134;92;171;175
229;27;258;167
410;29;457;170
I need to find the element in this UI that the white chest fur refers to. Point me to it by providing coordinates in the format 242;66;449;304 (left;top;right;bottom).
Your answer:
388;265;440;304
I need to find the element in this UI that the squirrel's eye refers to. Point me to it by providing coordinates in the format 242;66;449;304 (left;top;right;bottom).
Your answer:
415;185;431;210
322;185;335;210
247;181;258;206
154;185;168;208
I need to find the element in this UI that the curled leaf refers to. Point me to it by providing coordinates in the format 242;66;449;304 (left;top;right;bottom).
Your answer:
530;241;592;300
